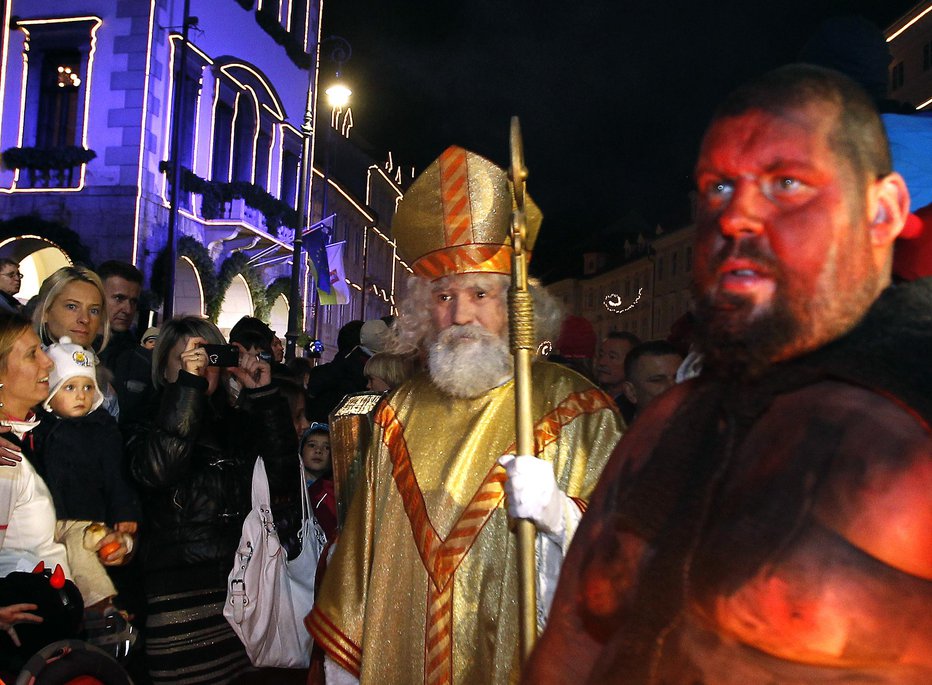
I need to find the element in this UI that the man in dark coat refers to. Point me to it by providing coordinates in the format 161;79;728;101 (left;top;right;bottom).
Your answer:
95;261;154;427
525;64;932;684
594;331;640;424
96;261;143;369
0;259;24;314
304;320;369;423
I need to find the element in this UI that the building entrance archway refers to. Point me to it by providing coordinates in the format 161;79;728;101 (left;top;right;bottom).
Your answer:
0;236;73;304
216;274;254;335
268;293;288;338
173;256;205;317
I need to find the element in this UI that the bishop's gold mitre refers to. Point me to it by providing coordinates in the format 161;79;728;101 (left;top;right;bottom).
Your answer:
392;146;542;280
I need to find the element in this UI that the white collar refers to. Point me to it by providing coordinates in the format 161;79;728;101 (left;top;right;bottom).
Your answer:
1;416;39;439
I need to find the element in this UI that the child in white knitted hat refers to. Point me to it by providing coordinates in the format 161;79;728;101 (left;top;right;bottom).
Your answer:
31;336;140;623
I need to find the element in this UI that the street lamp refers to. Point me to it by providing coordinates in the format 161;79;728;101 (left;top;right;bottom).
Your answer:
323;37;353;108
325;82;351;109
163;2;197;321
284;36;352;361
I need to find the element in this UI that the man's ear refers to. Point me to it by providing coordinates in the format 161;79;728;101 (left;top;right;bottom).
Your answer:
622;380;638;406
869;172;910;248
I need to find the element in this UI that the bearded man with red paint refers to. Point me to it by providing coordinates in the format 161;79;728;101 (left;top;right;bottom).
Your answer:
307;146;621;684
524;64;932;684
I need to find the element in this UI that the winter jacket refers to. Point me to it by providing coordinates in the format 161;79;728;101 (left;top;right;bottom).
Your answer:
126;371;300;572
97;330;137;371
0;291;22;314
305;349;369;423
110;345;156;429
30;407;140;524
0;424;69;578
308;477;337;542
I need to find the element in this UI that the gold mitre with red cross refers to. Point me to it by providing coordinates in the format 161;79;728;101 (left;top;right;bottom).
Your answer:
392;145;542;280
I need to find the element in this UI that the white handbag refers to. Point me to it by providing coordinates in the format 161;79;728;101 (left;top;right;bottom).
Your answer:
224;455;326;668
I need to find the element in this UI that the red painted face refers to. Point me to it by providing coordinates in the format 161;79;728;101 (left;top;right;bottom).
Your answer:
693;103;881;364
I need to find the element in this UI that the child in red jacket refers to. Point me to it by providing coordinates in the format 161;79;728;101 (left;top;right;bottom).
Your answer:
301;423;336;541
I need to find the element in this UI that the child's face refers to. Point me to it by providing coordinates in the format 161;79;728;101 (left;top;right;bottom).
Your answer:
49;375;96;418
302;433;331;477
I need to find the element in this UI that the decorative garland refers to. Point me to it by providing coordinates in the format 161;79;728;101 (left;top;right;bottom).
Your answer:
214;252;267;322
151;237;274;323
149;235;220;315
2;147;97;188
2;146;96;170
224;180;296;230
0;215;92;266
158;162;297;230
264;275;298;317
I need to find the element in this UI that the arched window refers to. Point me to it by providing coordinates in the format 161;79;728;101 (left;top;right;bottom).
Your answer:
13;17;101;189
36;49;82;148
211;98;234;183
231;96;257;183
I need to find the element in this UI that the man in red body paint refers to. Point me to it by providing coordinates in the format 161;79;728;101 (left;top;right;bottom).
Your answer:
524;64;932;684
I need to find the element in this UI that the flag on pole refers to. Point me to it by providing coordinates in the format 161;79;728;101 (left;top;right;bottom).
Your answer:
324;241;351;305
303;219;333;296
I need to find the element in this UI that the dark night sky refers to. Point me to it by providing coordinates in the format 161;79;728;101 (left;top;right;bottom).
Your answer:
322;1;917;280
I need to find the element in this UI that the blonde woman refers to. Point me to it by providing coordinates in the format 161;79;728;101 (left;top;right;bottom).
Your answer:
33;266;110;352
32;266;117;418
363;351;419;392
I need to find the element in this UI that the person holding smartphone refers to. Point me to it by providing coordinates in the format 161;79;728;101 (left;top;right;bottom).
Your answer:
126;316;298;684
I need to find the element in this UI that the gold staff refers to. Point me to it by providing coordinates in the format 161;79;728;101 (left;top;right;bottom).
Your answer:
508;116;538;661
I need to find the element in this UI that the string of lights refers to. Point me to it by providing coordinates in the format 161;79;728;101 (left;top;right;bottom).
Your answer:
603;287;643;314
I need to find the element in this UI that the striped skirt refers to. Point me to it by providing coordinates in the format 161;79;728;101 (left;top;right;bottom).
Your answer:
145;563;252;684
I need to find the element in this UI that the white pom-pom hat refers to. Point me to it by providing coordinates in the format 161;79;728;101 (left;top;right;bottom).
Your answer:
43;336;103;412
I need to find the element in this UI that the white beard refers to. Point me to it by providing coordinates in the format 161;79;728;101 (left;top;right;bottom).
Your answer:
427;324;513;399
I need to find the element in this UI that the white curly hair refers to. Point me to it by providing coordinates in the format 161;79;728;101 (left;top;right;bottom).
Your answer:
387;272;564;355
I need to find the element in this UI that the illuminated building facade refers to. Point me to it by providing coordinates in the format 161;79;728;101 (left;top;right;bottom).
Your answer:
886;2;932;109
0;0;408;355
650;226;694;339
552;7;932;350
546;224;695;343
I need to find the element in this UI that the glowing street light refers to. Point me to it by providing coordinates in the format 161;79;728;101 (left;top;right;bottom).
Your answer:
284;35;353;361
325;82;352;109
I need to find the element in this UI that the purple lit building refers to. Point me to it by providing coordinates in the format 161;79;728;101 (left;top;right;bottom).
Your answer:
0;0;408;354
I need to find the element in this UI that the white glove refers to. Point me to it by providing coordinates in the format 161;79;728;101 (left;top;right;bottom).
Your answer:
324;654;360;685
498;454;565;541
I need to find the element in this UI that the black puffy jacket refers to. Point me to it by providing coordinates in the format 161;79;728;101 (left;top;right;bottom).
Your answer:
31;407;141;524
127;371;300;572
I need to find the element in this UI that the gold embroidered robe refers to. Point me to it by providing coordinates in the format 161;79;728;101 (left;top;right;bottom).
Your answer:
308;362;622;684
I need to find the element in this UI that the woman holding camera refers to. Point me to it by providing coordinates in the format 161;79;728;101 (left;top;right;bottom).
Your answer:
127;316;297;684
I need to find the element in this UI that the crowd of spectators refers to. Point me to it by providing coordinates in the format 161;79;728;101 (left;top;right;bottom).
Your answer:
0;259;411;683
0;239;891;679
